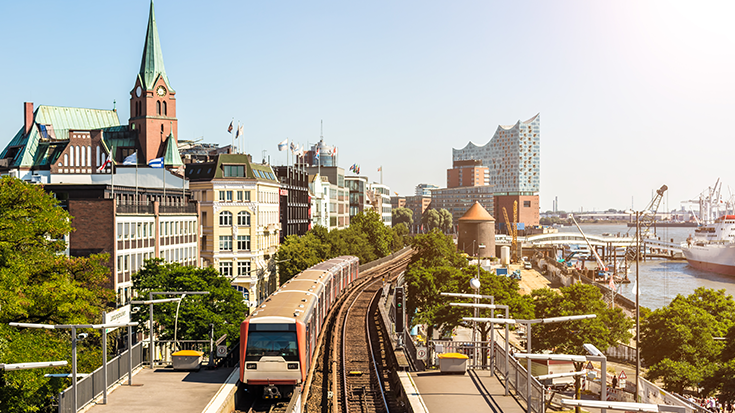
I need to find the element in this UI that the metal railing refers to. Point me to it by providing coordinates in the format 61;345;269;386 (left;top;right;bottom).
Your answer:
429;340;545;413
116;202;155;215
58;341;144;413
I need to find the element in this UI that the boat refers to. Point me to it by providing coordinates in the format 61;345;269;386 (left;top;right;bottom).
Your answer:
682;215;735;276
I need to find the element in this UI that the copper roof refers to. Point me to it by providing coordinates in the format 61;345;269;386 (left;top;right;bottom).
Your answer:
458;202;495;221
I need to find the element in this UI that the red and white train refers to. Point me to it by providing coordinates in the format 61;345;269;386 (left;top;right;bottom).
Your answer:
240;256;360;399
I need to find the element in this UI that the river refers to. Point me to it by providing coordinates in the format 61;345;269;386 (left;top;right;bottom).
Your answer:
555;223;735;310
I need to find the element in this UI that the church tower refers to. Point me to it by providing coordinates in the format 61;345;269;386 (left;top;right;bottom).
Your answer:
129;1;177;165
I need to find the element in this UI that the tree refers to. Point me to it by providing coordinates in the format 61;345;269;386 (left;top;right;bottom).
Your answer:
439;208;453;233
530;283;633;354
275;232;330;284
0;177;113;413
132;260;248;345
392;207;413;228
349;209;394;258
640;288;735;394
421;208;441;231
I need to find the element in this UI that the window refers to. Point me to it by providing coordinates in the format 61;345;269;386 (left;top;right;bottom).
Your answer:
238;261;251;277
219;211;233;226
523;201;531;207
219;262;232;277
219;236;232;251
117;223;123;240
237;211;251;226
237;235;250;250
237;191;243;201
219;191;225;201
224;165;245;177
226;191;233;201
156;101;161;115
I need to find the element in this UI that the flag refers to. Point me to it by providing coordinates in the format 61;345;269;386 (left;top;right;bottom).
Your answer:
356;165;360;174
333;147;338;156
97;157;112;172
278;139;288;151
394;191;399;195
148;157;164;168
290;141;296;152
378;166;382;172
608;274;616;291
314;148;320;159
123;152;137;165
236;124;243;139
227;121;233;133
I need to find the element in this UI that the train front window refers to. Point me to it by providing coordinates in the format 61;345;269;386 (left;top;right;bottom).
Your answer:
246;323;298;361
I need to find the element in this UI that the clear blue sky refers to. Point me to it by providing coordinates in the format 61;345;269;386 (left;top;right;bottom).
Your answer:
1;1;733;213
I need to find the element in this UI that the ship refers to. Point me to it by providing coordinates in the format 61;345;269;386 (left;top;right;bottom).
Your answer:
681;215;735;276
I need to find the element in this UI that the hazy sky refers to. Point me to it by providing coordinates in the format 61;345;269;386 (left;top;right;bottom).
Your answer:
1;1;733;213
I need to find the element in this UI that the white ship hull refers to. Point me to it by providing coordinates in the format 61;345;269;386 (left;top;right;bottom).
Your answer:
682;243;735;276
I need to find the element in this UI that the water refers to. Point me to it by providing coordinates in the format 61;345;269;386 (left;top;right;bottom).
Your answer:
555;223;735;309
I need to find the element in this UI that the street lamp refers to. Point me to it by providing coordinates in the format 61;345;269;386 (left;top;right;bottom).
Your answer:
625;208;651;401
131;291;210;369
451;302;508;372
466;314;597;413
0;361;68;371
9;322;137;412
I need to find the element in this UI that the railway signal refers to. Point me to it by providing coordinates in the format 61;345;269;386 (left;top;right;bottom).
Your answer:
395;287;405;334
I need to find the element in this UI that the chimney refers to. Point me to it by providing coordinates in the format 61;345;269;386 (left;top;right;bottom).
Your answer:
24;102;33;135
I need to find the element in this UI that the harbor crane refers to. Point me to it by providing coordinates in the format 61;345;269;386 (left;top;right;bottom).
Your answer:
502;201;519;263
626;184;667;261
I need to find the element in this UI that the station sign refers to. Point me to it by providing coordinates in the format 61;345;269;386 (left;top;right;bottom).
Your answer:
103;304;131;333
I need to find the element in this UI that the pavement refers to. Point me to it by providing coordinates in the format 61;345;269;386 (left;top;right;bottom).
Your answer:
85;366;235;413
411;369;525;413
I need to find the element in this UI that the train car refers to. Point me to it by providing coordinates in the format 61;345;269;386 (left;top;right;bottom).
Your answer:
240;256;360;399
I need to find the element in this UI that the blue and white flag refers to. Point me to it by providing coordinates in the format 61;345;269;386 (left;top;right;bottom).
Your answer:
123;152;137;165
148;157;164;168
278;139;288;151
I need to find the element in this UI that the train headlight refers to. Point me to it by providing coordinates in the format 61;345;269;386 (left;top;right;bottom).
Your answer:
287;363;298;370
246;363;257;370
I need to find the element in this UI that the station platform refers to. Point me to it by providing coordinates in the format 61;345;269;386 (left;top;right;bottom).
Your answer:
85;366;236;413
408;370;525;413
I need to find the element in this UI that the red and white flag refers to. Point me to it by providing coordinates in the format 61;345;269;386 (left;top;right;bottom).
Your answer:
97;157;112;172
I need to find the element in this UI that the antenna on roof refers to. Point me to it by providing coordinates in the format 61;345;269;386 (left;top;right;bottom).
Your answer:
113;100;116;112
320;120;323;141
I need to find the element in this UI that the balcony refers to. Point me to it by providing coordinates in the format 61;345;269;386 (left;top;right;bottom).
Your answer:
160;203;197;214
116;202;155;215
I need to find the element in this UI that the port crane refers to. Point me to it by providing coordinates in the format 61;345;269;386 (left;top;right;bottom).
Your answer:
626;184;667;261
502;201;519;263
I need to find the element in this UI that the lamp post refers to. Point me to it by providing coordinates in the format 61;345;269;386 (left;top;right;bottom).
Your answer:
9;322;137;412
131;290;210;369
467;314;597;413
451;302;508;372
625;208;650;401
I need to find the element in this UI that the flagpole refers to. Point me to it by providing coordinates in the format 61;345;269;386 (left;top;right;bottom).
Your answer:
135;155;139;213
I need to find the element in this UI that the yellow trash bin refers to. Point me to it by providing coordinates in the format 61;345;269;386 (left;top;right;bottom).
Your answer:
172;350;204;371
438;352;469;374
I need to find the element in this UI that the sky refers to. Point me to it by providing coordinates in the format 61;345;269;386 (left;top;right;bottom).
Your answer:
1;1;733;213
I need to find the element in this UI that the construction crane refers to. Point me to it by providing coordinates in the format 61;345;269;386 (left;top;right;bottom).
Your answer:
502;201;519;263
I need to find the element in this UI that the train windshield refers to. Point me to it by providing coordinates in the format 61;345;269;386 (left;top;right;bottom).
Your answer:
246;323;299;361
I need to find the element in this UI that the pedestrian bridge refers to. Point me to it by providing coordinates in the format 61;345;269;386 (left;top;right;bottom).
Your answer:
520;233;635;248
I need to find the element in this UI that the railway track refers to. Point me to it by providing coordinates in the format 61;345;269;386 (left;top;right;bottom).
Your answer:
304;249;412;413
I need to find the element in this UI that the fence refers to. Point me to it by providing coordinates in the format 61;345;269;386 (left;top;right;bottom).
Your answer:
605;343;638;365
58;341;144;413
429;340;545;413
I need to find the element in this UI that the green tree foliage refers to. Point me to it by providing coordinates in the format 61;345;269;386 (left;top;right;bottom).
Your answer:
392;207;413;228
530;283;633;354
0;177;113;413
275;211;404;286
405;229;533;355
421;208;441;231
641;287;735;394
276;230;331;284
132;260;248;344
439;208;453;233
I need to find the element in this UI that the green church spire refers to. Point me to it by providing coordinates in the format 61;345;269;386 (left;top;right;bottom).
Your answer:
139;1;172;91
